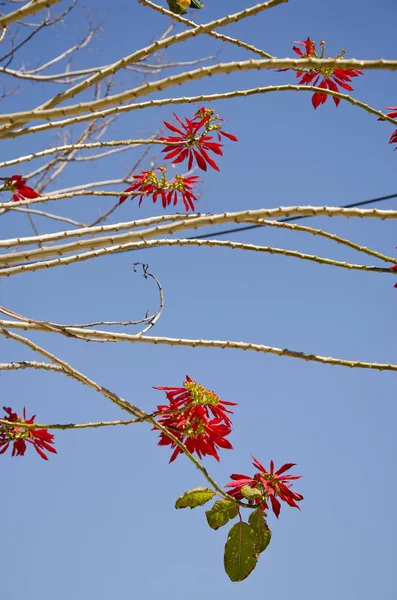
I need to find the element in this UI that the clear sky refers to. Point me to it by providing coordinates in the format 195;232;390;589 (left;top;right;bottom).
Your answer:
1;0;397;598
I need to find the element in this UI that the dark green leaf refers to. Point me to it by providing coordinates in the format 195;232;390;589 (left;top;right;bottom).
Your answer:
240;485;263;501
205;500;239;530
249;509;272;554
224;522;258;582
175;487;215;509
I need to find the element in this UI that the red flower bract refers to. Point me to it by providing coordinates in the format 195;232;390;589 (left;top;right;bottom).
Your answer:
0;174;40;202
285;37;363;109
225;455;303;518
119;168;200;212
159;107;238;172
382;106;397;149
0;406;57;460
153;375;236;462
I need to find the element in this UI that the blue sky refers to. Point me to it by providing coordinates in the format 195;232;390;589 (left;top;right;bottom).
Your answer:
1;0;397;598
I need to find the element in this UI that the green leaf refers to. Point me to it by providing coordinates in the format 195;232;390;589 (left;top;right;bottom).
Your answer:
205;500;239;530
175;487;216;509
240;485;263;501
224;522;258;582
249;509;272;554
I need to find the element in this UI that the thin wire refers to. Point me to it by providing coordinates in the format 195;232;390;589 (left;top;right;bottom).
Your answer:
189;192;397;240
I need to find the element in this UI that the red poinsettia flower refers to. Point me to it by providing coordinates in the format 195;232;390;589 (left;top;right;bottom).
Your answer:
0;174;40;202
225;455;303;518
154;375;236;462
284;37;363;109
0;406;57;460
159;107;237;172
119;168;200;212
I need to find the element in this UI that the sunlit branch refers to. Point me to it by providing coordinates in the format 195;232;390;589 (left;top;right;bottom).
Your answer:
0;237;394;277
1;318;397;374
0;416;148;430
0;138;179;169
246;219;397;264
0;0;64;28
2;58;397;131
1;207;397;268
2;84;396;141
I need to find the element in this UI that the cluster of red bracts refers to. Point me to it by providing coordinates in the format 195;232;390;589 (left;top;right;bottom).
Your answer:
119;169;200;212
0;175;40;202
153;375;236;462
118;106;237;212
225;455;303;518
282;37;363;109
0;406;57;460
152;377;303;519
160;108;238;172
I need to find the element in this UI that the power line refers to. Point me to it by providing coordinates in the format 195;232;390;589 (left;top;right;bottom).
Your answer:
189;192;397;240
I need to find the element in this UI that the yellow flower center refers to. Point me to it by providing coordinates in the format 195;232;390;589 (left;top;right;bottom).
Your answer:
184;381;220;407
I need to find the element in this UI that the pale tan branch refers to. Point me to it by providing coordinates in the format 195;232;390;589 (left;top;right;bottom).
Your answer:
0;0;64;28
0;416;147;430
0;360;66;374
2;58;397;129
0;138;178;169
1;319;396;374
0;214;200;249
0;216;190;252
0;237;394;277
1;207;397;269
2;84;395;141
250;219;397;264
0;55;217;82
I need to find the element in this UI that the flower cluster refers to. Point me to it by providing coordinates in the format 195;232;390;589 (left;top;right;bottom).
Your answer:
119;106;237;211
154;375;236;462
225;455;303;518
160;107;238;172
119;168;200;212
284;37;363;109
0;406;57;460
0;174;40;203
